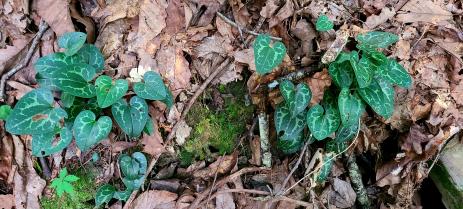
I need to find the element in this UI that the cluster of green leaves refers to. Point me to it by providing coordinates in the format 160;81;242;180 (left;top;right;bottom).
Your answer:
263;31;412;180
4;32;172;157
95;152;147;207
50;168;79;198
180;82;254;166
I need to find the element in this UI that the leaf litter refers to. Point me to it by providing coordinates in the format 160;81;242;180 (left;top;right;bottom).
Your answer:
0;0;462;208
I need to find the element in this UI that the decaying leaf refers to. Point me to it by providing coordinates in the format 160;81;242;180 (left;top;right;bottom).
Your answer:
328;178;356;208
396;0;453;24
36;0;75;36
130;190;178;209
364;7;395;29
193;153;238;179
306;69;332;105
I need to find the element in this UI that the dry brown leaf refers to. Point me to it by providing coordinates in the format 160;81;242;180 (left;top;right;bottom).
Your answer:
165;0;186;34
194;35;234;58
249;136;261;166
392;39;411;60
216;185;236;209
93;0;139;26
306;69;332;105
0;35;31;75
189;0;221;26
130;190;178;209
0;135;14;181
36;0;75;36
95;19;129;58
12;136;46;209
329;178;356;208
193;153;238;179
2;0;30;32
6;80;34;100
291;19;316;58
260;0;279;18
234;49;256;72
396;0;453;24
175;120;191;145
215;17;234;42
364;7;395;29
268;0;294;28
0;194;14;209
153;45;191;96
141;130;165;157
229;0;251;27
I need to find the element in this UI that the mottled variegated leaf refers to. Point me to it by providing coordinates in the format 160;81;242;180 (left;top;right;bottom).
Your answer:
73;110;112;151
119;152;147;190
58;32;87;56
61;92;75;108
6;88;67;135
326;140;347;153
335;119;360;143
356;31;399;49
96;75;129;108
275;104;306;140
316;15;334;32
338;89;365;126
76;44;104;73
328;55;354;88
65;97;100;121
351;52;372;88
95;184;116;207
279;80;295;103
133;71;167;100
317;152;334;182
379;59;412;88
277;134;303;154
35;52;83;78
53;64;96;98
111;96;149;138
113;190;132;201
358;77;394;118
292;83;311;116
306;91;340;141
32;126;72;157
253;34;286;74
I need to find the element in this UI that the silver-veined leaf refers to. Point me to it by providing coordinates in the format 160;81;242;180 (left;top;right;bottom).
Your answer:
111;96;149;138
53;63;96;98
338;89;365;126
95;184;116;207
76;44;104;73
356;31;399;49
58;32;87;56
73;110;112;151
379;59;412;88
96;75;129;108
306;91;340;141
133;71;168;100
358;77;394;118
253;34;286;74
32;126;73;157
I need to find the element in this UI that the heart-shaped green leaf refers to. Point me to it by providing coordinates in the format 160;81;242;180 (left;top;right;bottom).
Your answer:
328;54;354;88
111;96;149;138
253;34;286;75
76;44;104;73
338;89;365;126
351;52;372;88
316;152;334;182
316;15;334;32
61;92;75;108
356;31;398;49
275;104;306;140
65;97;101;122
306;91;340;141
0;105;12;120
379;59;412;88
6;88;67;135
335;119;360;143
32;126;72;157
358;77;394;118
279;80;295;102
53;64;96;98
119;152;147;190
133;71;168;100
143;117;154;135
279;80;311;116
113;190;132;201
35;53;82;78
95;184;116;207
73;110;112;151
58;32;87;56
96;75;129;108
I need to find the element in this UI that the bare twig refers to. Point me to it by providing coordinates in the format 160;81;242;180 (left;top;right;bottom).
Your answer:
258;113;271;167
216;12;282;41
276;135;312;195
0;20;49;101
205;153;226;207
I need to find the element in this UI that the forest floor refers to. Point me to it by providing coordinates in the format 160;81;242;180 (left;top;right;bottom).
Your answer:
0;0;462;208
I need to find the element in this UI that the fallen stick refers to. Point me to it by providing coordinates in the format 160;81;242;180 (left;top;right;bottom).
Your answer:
216;12;282;41
258;113;271;167
0;20;49;101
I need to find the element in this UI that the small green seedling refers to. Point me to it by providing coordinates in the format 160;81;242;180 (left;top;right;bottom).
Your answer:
95;152;147;207
50;168;79;198
316;15;334;31
5;32;173;157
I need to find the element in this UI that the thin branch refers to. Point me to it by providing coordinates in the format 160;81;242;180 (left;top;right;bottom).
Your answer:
216;12;282;41
205;153;226;207
0;20;49;101
276;135;312;195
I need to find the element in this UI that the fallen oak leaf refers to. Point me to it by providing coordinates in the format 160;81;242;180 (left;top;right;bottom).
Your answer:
193;152;238;179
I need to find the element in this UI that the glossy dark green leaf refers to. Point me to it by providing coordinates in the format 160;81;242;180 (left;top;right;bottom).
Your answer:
328;57;354;88
95;184;116;207
133;71;168;100
143;117;154;135
113;190;132;201
73;110;112;151
277;134;303;154
65;97;101;122
6;88;67;135
317;152;334;182
119;152;147;190
111;96;149;138
356;31;399;49
76;44;104;73
61;92;75;108
292;83;311;116
351;52;372;88
315;15;334;32
160;90;174;109
0;105;12;120
32;126;72;157
379;59;412;88
326;140;347;153
358;77;394;118
279;80;295;103
96;75;129;108
306;91;340;141
338;89;365;126
58;32;87;56
35;53;82;78
335;120;360;143
253;34;286;74
275;104;306;140
53;64;96;98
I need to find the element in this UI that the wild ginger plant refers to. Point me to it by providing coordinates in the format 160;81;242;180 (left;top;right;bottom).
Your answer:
4;32;173;157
